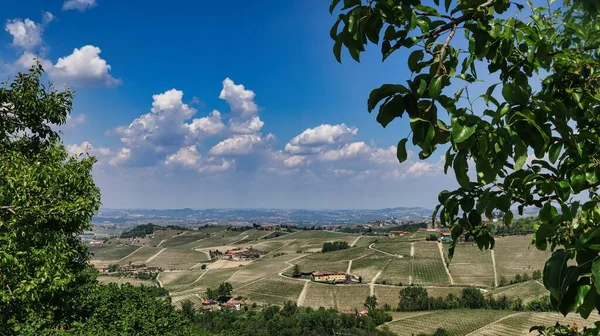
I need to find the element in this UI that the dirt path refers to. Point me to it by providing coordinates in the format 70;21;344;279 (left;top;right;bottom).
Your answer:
491;249;498;288
465;312;522;336
370;270;383;296
229;235;249;246
437;242;454;285
369;243;404;258
146;248;166;263
156;273;163;287
350;236;361;247
233;276;268;291
191;270;209;285
117;246;143;263
297;281;309;306
347;260;353;274
156;239;167;247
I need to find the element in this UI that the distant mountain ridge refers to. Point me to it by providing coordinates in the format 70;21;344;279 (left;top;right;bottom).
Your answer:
93;207;434;226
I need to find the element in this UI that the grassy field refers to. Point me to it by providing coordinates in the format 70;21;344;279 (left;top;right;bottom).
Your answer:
385;309;514;336
89;244;140;262
493;235;550;281
116;246;163;265
97;275;157;287
351;253;389;282
234;277;305;306
447;243;495;288
412;241;450;286
490;280;547;303
145;248;208;270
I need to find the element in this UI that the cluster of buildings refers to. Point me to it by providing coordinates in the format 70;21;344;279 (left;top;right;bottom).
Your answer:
224;249;260;261
201;298;247;311
311;271;351;284
94;265;163;274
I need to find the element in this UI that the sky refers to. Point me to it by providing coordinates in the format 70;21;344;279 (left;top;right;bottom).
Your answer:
1;0;464;209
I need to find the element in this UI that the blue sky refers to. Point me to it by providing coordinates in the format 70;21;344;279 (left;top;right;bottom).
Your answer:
1;0;463;209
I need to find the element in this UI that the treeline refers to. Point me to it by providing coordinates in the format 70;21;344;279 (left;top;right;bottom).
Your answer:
322;241;350;252
120;223;161;238
338;222;428;235
120;223;189;238
181;301;395;336
16;280;395;335
499;270;542;287
397;286;553;312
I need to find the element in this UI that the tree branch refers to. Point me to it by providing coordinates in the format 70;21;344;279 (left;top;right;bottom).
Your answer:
427;1;494;38
0;206;16;214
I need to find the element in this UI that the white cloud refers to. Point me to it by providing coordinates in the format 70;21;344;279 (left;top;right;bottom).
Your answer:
219;78;258;118
109;148;131;166
63;0;97;11
5;19;43;50
165;146;235;174
209;134;274;156
4;13;54;51
318;142;369;161
285;124;358;155
229;115;264;134
13;46;120;87
283;155;306;168
165;146;201;168
15;52;52;70
184;110;226;138
67;141;111;159
52;45;120;86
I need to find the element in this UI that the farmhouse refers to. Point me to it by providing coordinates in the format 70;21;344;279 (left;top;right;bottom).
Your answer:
224;249;260;261
388;230;409;237
311;271;350;284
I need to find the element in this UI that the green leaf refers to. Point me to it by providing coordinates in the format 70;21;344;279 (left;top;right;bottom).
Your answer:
397;138;408;163
408;50;424;72
539;203;558;222
544;249;569;300
593;259;600;295
342;0;361;10
444;0;452;12
549;142;561;164
367;85;409;112
571;169;587;193
504;210;513;226
329;0;342;13
417;79;427;97
556;180;571;202
376;95;405;128
333;38;343;63
577;288;597;319
429;76;443;98
453;150;469;188
586;166;599;184
514;142;527;171
452;118;477;143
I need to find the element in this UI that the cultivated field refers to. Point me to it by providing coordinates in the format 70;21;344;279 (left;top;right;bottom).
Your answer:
446;243;495;288
90;227;577;336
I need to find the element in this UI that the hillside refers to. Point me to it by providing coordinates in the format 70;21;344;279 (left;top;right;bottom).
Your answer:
86;225;574;335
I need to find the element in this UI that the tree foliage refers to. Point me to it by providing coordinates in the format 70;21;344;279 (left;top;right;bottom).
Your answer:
330;0;600;318
0;63;101;329
322;240;350;252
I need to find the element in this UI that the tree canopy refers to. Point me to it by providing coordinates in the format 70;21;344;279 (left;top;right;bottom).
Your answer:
0;63;101;329
330;0;600;320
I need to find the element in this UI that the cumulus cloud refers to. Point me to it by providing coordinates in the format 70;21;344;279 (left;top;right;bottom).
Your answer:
109;78;267;168
165;146;235;173
4;14;53;50
109;148;131;166
318;142;370;161
219;78;258;118
209;133;275;156
284;124;358;155
14;46;120;87
51;46;120;86
63;0;97;11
